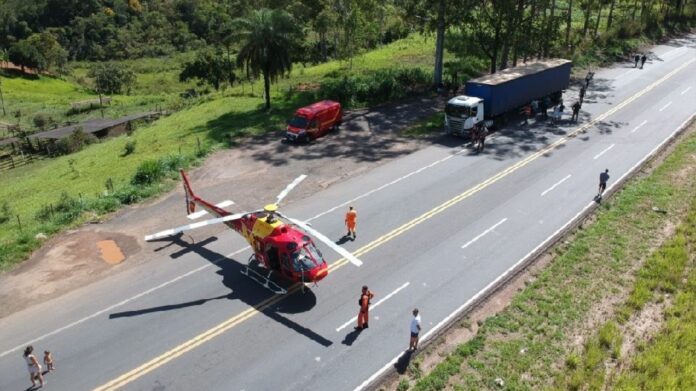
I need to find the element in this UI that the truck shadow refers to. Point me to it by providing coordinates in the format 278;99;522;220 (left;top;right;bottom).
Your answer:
108;234;333;347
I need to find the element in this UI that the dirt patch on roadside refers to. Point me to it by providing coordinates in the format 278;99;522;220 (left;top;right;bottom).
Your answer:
0;230;139;318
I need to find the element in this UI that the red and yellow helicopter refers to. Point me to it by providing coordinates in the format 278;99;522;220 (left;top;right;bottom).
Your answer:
145;170;362;294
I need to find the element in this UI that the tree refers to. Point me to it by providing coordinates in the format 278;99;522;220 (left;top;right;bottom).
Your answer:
87;62;136;99
234;9;301;110
8;40;44;72
179;49;236;91
26;32;68;72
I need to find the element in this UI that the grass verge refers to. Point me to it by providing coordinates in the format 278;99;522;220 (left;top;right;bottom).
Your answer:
400;120;696;390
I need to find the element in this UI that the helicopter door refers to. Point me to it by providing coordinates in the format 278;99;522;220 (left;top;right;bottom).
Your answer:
266;245;280;270
280;253;293;277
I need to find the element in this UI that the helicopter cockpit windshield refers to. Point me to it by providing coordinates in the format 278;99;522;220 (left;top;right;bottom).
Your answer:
291;241;323;272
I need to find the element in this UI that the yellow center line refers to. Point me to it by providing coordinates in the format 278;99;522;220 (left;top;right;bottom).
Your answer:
94;57;694;391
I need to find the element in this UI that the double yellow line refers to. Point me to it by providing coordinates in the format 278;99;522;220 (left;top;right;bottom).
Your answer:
95;57;694;391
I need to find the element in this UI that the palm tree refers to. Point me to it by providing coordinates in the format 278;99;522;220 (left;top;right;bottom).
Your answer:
234;9;300;110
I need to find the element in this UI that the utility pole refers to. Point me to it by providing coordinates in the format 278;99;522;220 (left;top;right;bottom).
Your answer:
0;78;6;116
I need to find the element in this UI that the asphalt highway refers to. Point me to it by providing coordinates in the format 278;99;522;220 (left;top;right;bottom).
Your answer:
1;35;695;391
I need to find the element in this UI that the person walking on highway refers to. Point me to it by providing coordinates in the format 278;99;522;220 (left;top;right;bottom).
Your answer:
571;101;581;122
345;206;357;240
477;125;488;153
598;169;610;198
409;308;422;351
24;346;44;388
640;54;647;69
634;53;640;67
356;285;374;330
579;86;586;104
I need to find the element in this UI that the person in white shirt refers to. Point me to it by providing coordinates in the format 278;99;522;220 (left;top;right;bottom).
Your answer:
409;308;422;351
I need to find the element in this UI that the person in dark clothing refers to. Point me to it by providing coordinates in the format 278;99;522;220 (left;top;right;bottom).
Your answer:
579;86;586;104
571;101;581;122
640;54;647;69
539;99;548;120
634;54;640;67
598;169;610;198
585;71;593;88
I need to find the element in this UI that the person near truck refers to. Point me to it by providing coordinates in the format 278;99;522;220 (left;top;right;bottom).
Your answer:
571;101;581;122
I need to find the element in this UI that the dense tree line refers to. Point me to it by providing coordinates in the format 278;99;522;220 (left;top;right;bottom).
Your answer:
1;0;694;92
0;0;411;65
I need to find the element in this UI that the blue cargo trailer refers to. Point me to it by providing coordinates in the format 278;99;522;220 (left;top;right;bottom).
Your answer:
465;59;572;117
445;59;572;135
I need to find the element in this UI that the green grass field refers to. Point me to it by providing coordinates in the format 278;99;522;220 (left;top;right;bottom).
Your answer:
407;122;696;390
0;34;442;270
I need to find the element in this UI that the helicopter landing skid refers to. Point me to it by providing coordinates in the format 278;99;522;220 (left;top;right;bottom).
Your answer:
241;256;287;294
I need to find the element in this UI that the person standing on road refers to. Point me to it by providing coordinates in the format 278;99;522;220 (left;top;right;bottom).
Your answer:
641;54;647;69
579;86;586;104
44;350;55;372
571;101;581;122
356;285;374;330
409;308;422;351
24;346;44;388
598;169;610;198
345;206;357;240
634;54;640;67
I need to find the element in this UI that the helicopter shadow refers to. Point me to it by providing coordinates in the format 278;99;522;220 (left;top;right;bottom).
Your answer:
109;234;333;347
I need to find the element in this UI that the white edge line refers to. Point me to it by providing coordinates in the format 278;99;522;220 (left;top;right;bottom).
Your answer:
681;86;691;95
1;144;468;356
460;218;508;249
540;174;572;197
659;101;672;112
631;120;648;133
335;282;410;332
353;113;696;391
0;246;250;358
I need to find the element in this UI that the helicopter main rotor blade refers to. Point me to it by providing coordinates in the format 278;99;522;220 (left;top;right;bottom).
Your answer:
279;213;363;267
144;212;246;241
276;174;307;205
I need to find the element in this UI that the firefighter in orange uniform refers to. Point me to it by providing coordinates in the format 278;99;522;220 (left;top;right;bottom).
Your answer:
345;206;357;240
356;285;374;330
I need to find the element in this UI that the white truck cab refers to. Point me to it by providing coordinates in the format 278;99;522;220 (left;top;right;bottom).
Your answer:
444;95;486;136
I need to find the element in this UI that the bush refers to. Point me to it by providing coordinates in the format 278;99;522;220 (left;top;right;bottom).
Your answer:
131;159;165;185
33;113;50;130
55;128;98;155
122;139;137;156
0;201;11;224
318;67;430;107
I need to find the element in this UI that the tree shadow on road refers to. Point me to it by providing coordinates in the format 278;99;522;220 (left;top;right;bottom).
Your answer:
108;234;333;347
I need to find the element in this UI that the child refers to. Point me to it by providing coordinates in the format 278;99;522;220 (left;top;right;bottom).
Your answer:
44;351;55;372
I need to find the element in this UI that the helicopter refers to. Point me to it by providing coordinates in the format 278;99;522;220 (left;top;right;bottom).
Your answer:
144;170;362;294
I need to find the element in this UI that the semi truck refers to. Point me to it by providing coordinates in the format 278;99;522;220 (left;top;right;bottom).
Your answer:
444;59;572;136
